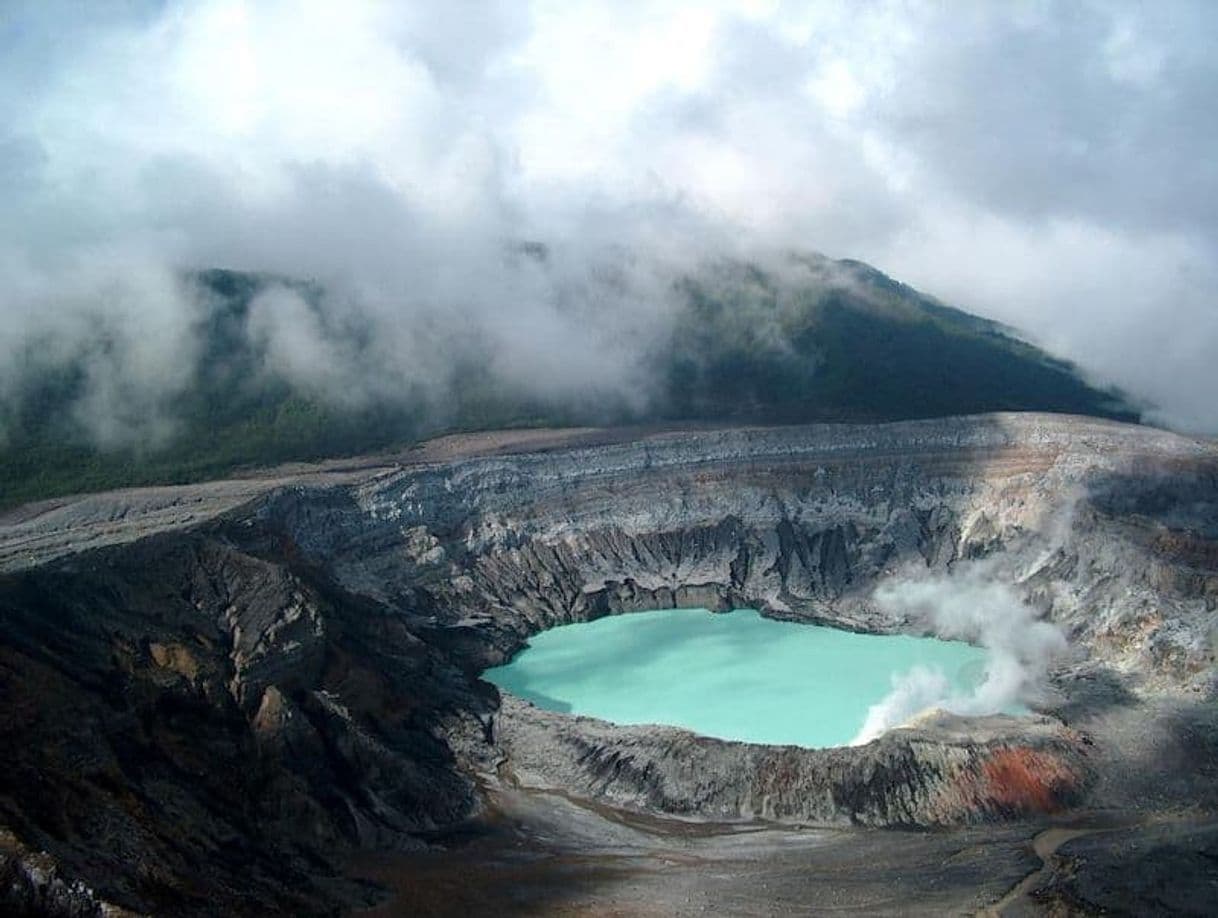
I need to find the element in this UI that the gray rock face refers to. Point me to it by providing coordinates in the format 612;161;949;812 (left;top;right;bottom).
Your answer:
495;698;1091;827
270;413;1217;684
0;412;1215;915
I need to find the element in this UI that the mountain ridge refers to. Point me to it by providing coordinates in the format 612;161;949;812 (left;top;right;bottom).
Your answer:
0;252;1138;508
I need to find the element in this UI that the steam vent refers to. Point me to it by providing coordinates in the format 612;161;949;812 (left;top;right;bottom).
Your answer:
1;413;1216;914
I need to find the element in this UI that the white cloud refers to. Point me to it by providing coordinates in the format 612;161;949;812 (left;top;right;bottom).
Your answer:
0;0;1216;440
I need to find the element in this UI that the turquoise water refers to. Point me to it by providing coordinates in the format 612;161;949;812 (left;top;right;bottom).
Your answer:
483;608;992;748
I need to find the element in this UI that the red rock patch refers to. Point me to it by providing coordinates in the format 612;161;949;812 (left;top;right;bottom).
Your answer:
978;747;1084;815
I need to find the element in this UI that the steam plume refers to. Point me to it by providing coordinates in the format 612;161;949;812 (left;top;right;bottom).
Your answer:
851;565;1066;745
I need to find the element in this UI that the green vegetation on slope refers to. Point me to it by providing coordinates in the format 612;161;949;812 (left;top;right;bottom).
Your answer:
0;257;1137;509
664;257;1135;424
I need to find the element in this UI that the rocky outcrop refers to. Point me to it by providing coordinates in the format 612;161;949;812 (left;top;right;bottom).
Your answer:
0;413;1215;914
0;537;485;915
0;827;141;918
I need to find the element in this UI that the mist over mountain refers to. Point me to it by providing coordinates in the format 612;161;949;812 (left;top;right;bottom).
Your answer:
1;1;1215;463
0;249;1135;508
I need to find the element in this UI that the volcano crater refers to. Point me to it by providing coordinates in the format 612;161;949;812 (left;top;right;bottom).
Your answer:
3;413;1217;914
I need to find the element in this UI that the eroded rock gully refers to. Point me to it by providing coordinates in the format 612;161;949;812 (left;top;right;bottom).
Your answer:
1;413;1216;915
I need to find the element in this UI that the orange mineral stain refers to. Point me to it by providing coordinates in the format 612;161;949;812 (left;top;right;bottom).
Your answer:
980;747;1079;813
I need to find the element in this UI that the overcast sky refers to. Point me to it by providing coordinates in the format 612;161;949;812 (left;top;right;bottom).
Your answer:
1;0;1216;438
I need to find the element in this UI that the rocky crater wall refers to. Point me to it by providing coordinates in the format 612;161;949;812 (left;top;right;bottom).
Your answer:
1;413;1216;916
260;413;1218;682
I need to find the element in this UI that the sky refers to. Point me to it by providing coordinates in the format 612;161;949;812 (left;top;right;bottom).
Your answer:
1;0;1216;441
